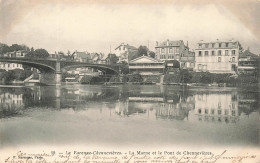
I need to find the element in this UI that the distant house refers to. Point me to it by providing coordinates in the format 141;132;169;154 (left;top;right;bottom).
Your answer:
155;39;193;70
155;40;189;61
0;50;27;71
89;53;104;64
72;51;91;62
238;49;259;75
129;55;165;75
15;50;27;58
114;43;138;63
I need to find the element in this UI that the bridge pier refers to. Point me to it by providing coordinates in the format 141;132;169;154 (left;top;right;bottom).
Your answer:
39;71;62;86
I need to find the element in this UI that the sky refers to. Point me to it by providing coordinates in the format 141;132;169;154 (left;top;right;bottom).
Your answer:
0;0;260;55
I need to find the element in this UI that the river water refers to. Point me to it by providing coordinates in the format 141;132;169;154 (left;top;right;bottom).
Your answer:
0;84;259;148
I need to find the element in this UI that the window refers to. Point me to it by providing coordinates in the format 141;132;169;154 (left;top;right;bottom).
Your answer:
161;48;165;54
226;43;229;47
218;110;222;115
205;44;209;48
123;46;125;50
219;43;222;48
169;48;173;53
199;44;202;48
232;64;236;71
212;51;215;56
119;47;121;50
232;50;236;55
211;109;215;115
212;43;215;48
199;51;202;56
232;57;235;63
225;110;229;115
198;64;202;70
205;51;208;56
205;109;208;114
225;50;229;56
218;57;221;62
218;50;222;56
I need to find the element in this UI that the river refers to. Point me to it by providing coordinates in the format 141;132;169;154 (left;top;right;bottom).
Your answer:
0;84;259;148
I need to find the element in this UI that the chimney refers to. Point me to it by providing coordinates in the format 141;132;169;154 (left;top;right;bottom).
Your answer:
187;41;189;47
216;39;219;42
156;41;158;46
200;40;204;43
167;39;169;46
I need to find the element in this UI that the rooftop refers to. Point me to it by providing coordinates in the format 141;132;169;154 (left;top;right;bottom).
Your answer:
240;49;259;58
115;43;137;50
156;40;184;47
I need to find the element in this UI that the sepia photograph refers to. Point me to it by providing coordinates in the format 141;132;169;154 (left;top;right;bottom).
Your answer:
0;0;259;162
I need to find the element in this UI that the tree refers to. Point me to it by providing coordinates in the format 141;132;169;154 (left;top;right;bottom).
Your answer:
9;44;23;52
0;43;10;55
179;69;192;83
25;51;35;58
34;49;50;58
149;51;155;58
106;53;119;65
137;46;149;57
119;61;129;74
128;73;143;83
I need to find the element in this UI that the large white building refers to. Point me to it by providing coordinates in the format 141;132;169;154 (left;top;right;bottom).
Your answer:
194;40;242;74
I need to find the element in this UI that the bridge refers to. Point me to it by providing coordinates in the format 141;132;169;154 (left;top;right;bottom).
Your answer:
0;57;119;85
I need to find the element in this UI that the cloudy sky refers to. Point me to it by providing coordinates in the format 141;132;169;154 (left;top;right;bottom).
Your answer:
0;0;259;54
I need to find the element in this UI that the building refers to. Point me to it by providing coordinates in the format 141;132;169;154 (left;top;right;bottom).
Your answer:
238;49;259;75
0;51;27;71
180;51;195;70
129;55;165;75
0;63;23;71
194;40;242;74
155;39;194;69
114;43;138;63
72;51;91;62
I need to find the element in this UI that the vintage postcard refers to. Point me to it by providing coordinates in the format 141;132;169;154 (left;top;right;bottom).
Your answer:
0;0;259;162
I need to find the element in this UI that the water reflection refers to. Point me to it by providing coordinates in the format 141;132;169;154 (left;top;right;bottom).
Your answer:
0;85;259;147
0;85;258;122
